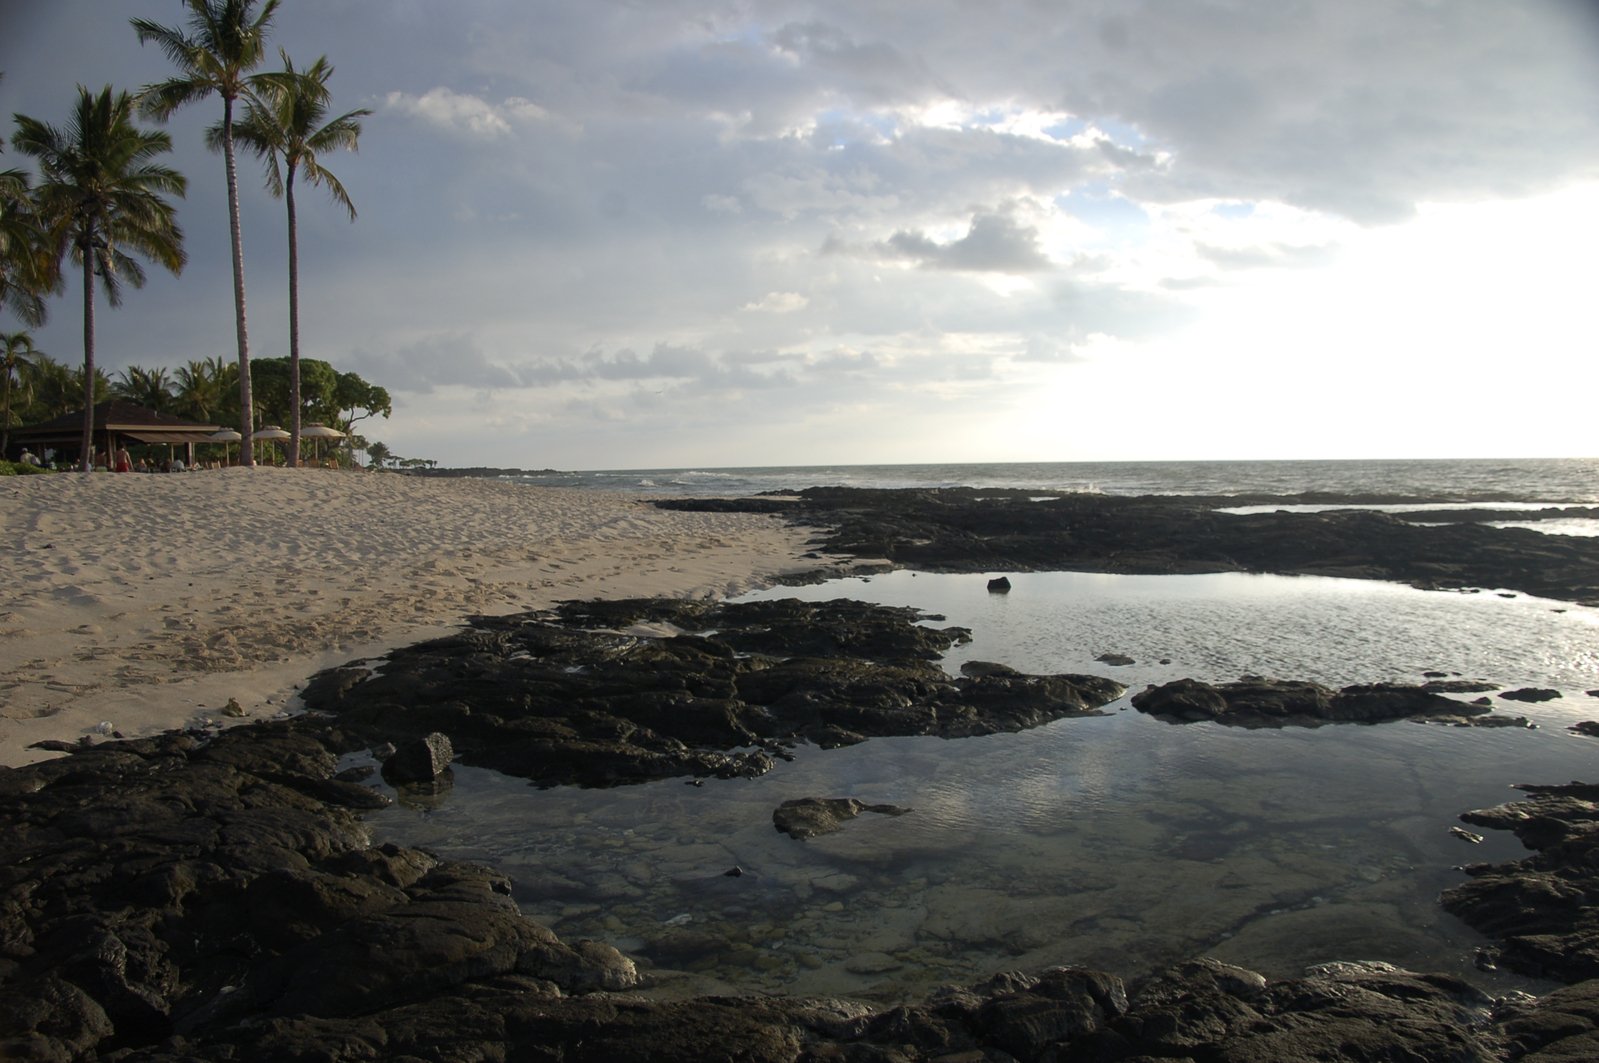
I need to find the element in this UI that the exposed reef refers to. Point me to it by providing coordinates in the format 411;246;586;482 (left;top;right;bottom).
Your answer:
1131;675;1531;728
5;587;1599;1059
658;487;1599;605
300;597;1127;787
4;724;1598;1060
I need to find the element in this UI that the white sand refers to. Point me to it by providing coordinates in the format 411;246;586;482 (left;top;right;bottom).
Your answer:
0;469;829;767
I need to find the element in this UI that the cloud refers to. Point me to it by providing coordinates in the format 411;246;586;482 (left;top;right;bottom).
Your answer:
383;87;550;139
878;210;1053;272
742;291;809;313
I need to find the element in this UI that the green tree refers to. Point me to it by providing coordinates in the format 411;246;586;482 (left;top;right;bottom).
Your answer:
365;439;390;469
16;351;79;423
112;364;175;411
134;0;280;465
1;330;43;454
232;51;368;467
333;369;390;435
12;86;186;470
173;355;231;422
2;85;58;328
248;354;337;427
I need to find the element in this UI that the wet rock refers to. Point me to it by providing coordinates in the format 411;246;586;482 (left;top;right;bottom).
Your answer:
1499;687;1563;703
1570;721;1599;738
304;597;1125;788
987;576;1011;593
773;796;912;839
382;731;454;783
1096;652;1136;666
660;487;1599;607
0;721;642;1061
1441;782;1599;982
1131;676;1493;727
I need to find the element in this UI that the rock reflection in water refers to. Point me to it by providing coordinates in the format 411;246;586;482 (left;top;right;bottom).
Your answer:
368;571;1599;1002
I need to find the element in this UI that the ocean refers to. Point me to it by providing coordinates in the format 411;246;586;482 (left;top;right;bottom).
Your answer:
516;456;1599;503
371;456;1599;1002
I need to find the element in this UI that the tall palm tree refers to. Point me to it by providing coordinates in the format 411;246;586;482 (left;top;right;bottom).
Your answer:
12;86;186;470
133;0;279;467
232;51;368;467
1;330;43;455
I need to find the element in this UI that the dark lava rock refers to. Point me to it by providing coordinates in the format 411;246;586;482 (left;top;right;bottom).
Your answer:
659;487;1599;606
1499;687;1563;703
987;576;1011;592
302;597;1126;787
772;796;913;839
1095;652;1136;666
381;731;453;783
1441;782;1599;982
9;718;1599;1060
1571;721;1599;738
0;721;638;1061
1130;676;1488;727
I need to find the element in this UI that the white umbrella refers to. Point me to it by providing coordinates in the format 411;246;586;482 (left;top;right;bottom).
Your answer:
251;425;290;465
298;423;345;465
207;429;242;466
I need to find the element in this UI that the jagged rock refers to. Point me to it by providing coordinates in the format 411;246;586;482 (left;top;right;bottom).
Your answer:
382;732;453;783
303;597;1124;787
987;576;1011;592
1441;783;1599;982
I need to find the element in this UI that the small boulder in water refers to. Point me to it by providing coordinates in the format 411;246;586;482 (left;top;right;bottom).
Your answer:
987;576;1012;593
383;732;454;783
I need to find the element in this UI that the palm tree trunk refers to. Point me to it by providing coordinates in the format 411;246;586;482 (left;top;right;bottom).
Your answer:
286;168;301;468
2;362;12;458
79;240;94;473
223;96;255;467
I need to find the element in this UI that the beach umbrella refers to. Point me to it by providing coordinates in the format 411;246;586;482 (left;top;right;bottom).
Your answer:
207;428;242;466
298;423;345;465
251;425;290;465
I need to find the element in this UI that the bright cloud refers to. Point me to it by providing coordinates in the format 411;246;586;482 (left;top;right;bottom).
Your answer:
5;0;1597;468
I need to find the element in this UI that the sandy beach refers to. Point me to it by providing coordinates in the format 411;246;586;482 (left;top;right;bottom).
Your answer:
0;468;822;767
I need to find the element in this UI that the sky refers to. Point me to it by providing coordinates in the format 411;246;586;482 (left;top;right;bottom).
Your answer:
3;0;1598;470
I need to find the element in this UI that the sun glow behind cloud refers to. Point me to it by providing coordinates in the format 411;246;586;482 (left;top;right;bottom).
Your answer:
7;1;1598;467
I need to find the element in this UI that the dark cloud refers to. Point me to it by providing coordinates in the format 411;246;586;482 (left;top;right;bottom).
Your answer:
879;210;1053;272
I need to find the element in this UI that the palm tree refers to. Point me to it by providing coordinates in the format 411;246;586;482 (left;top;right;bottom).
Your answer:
133;0;279;467
112;364;175;411
12;86;187;471
17;351;80;423
1;330;43;455
3;73;57;328
232;51;368;467
173;356;227;421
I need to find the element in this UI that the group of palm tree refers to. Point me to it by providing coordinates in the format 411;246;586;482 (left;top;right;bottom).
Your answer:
0;0;368;472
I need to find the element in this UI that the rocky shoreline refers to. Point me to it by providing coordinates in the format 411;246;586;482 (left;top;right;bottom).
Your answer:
658;487;1599;605
6;488;1599;1060
5;684;1599;1059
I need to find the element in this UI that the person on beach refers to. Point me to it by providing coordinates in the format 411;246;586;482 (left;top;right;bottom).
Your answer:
18;448;38;466
115;447;133;473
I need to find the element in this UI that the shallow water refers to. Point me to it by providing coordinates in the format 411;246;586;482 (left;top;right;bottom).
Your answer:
368;571;1599;1002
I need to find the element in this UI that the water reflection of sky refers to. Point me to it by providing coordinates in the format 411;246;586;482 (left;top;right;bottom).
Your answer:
371;571;1599;1003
